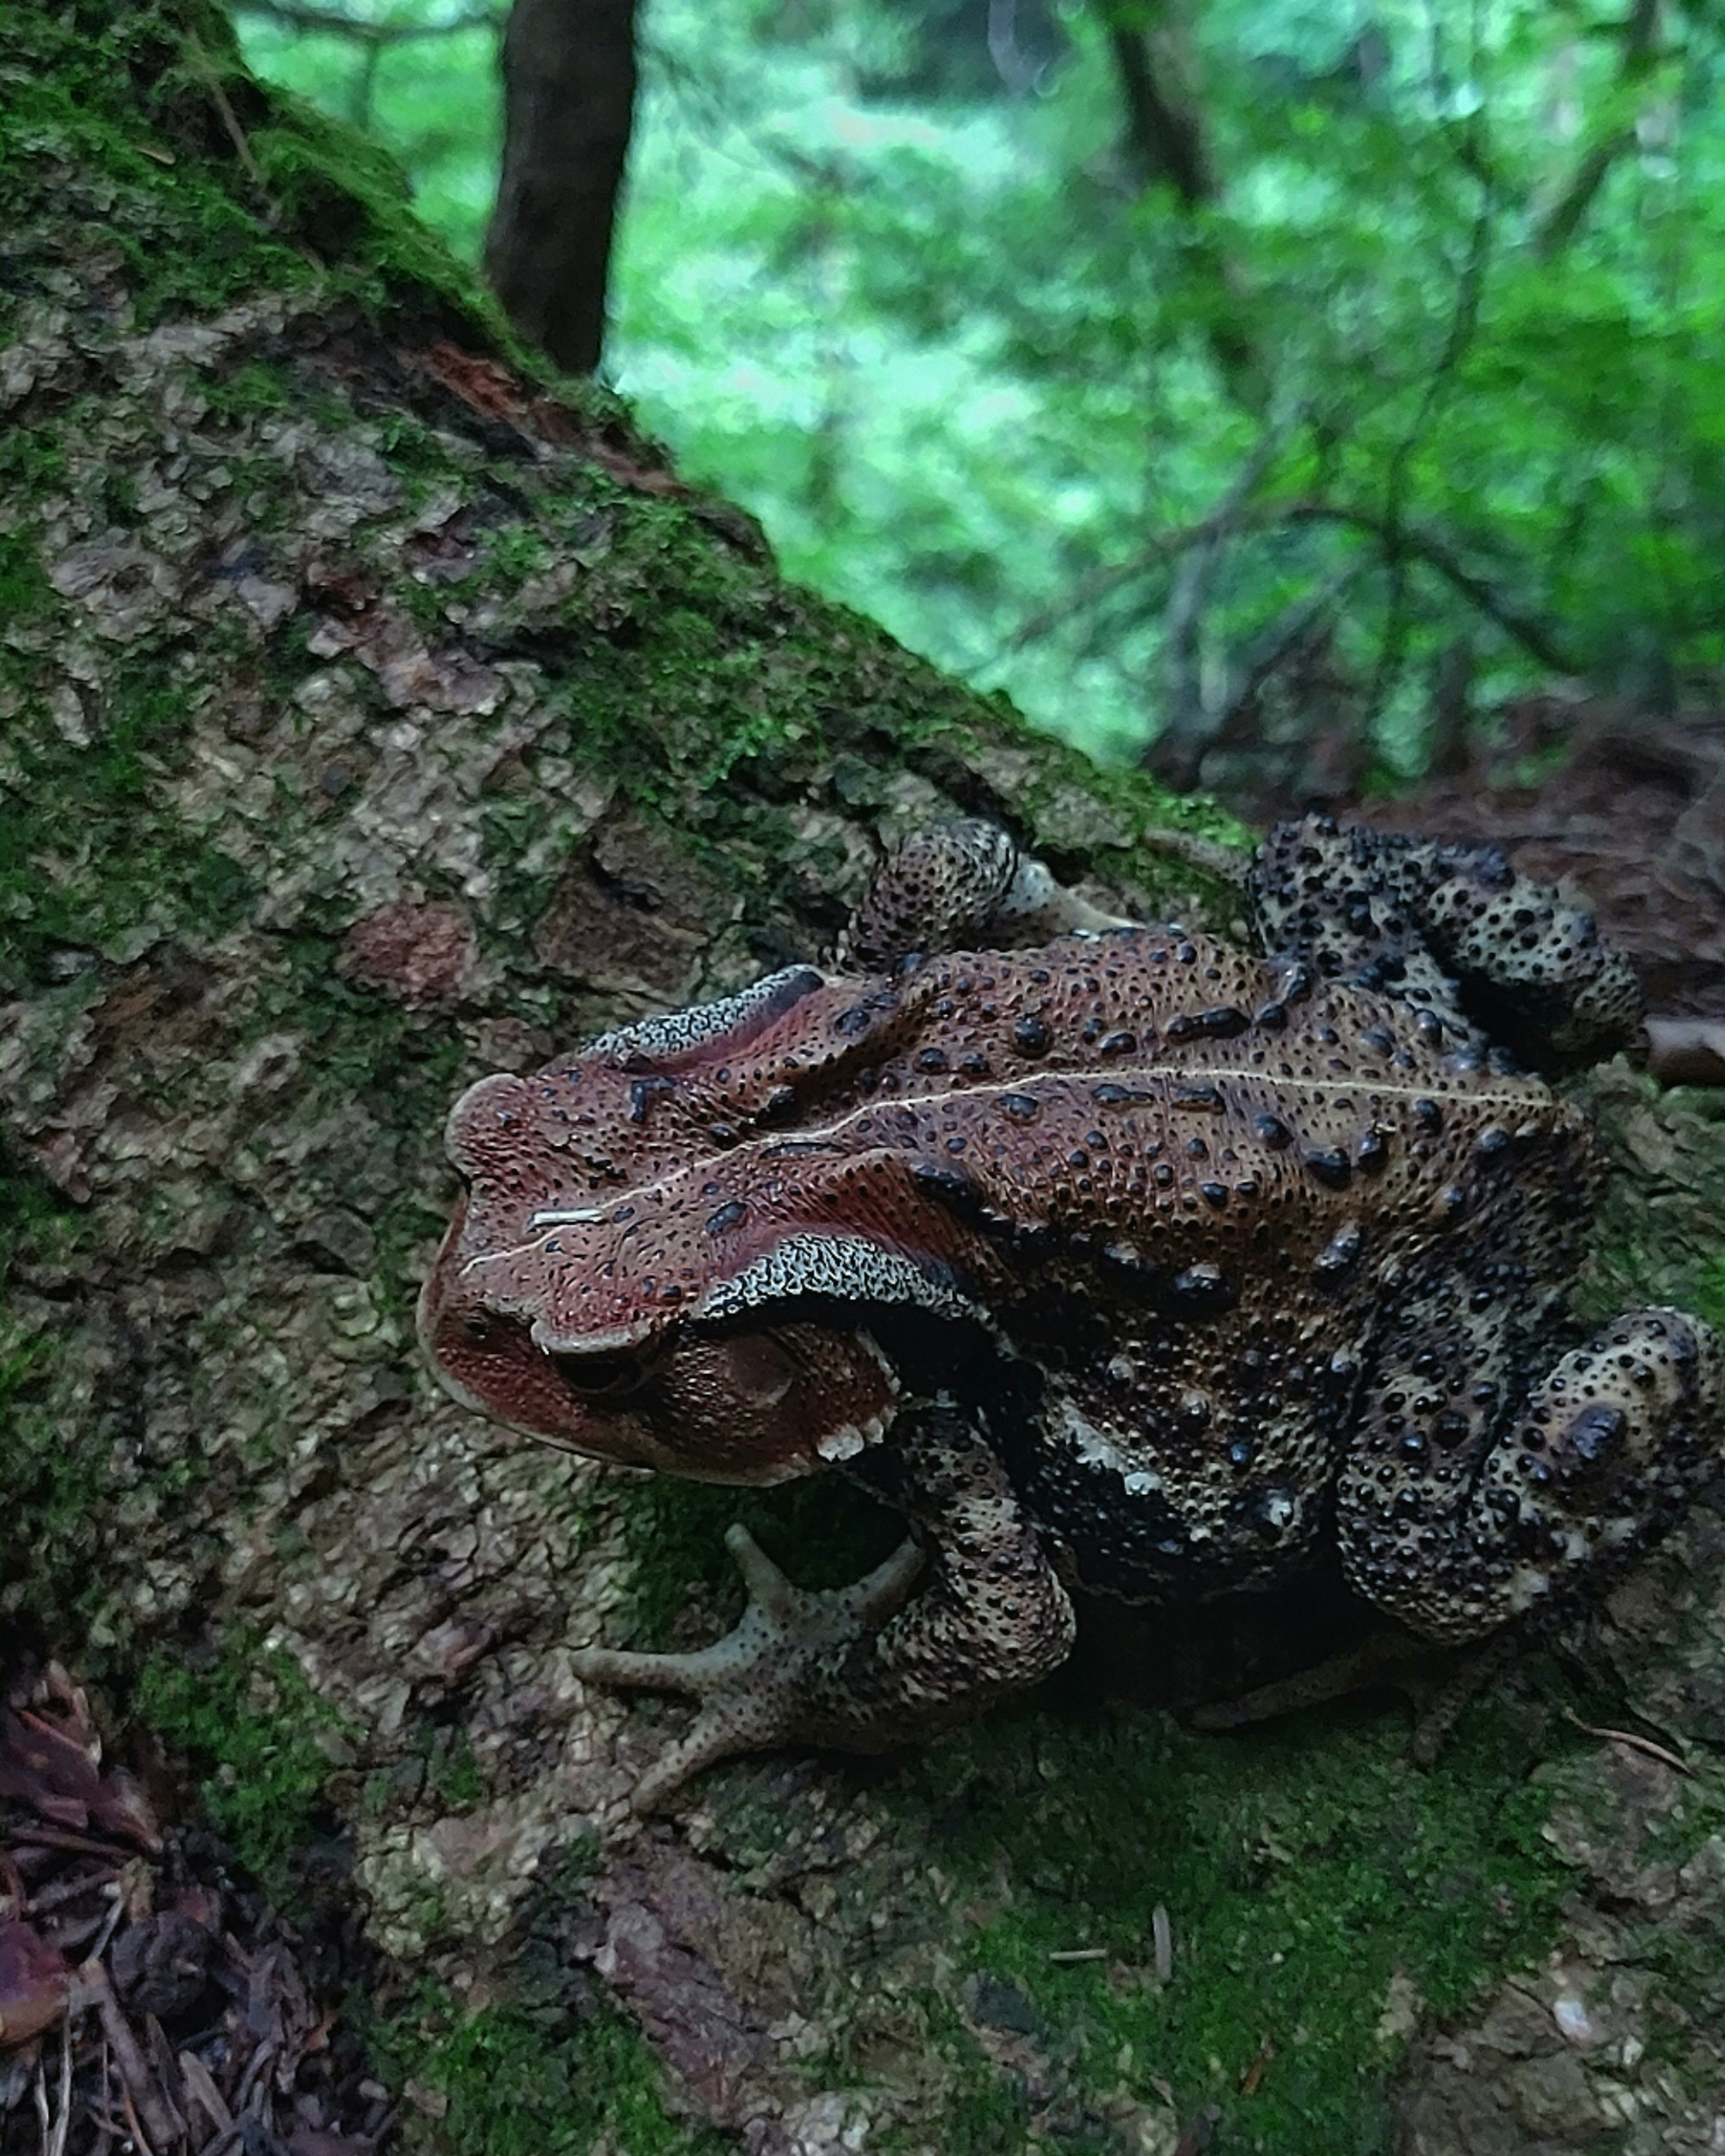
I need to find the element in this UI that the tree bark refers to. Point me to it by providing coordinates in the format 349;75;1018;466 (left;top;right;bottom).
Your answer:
485;0;638;373
2;4;1724;2149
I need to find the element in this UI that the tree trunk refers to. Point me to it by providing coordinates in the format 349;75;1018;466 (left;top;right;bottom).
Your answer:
485;0;638;372
1103;1;1262;406
3;4;1724;2149
1107;9;1212;209
1532;0;1667;261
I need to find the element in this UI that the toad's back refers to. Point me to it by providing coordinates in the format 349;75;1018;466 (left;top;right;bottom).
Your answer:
443;922;1588;1599
443;921;1580;1343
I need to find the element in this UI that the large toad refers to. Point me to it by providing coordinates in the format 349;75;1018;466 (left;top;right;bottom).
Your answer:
420;819;1723;1805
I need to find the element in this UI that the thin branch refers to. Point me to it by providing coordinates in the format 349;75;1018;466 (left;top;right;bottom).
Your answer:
1533;0;1666;260
182;27;290;237
1010;512;1225;649
1563;1706;1693;1775
1011;418;1302;653
232;0;503;46
1014;493;1574;675
1155;408;1308;778
1277;499;1581;673
1211;559;1366;740
1371;174;1497;712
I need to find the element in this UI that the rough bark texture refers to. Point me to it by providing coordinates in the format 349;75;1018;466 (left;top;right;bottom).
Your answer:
484;0;638;373
2;4;1723;2151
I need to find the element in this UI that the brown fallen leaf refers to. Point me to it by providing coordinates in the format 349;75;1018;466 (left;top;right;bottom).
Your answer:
0;1917;73;2047
0;1668;161;1853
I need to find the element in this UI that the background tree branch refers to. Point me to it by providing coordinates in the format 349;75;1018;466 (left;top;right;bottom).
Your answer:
1102;0;1262;405
1533;0;1667;259
233;0;503;45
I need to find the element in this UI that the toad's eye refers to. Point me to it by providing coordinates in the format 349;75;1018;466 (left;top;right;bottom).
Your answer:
552;1350;648;1400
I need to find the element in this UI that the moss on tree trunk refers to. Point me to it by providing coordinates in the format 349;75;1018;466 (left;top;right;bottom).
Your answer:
3;4;1724;2148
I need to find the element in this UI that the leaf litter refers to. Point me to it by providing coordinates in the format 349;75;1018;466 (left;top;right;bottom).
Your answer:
0;1667;392;2156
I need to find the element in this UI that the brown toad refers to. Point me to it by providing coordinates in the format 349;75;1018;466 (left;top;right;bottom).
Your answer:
420;819;1723;1804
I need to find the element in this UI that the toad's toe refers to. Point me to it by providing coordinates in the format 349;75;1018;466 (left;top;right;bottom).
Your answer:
573;1530;925;1810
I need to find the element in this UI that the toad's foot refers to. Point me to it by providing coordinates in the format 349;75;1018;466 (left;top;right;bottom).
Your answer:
578;1407;1076;1809
1189;1625;1518;1763
573;1527;925;1811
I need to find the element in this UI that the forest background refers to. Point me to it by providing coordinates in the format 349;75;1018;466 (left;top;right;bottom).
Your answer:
233;0;1725;792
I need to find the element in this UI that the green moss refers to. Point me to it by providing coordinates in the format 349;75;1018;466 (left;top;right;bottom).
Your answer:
855;1692;1572;2153
0;1314;98;1602
1;0;614;438
0;585;262;988
4;13;311;328
363;1843;730;2154
1578;1078;1725;1335
0;1156;113;1624
420;1723;487;1814
0;1143;83;1280
130;1639;717;2156
1696;1251;1725;1335
1540;1745;1725;2077
137;1631;347;1894
0;468;62;635
373;1192;460;1312
617;1472;905;1649
5;0;1233;1031
603;1471;1576;2151
257;936;469;1112
379;1994;725;2156
252;97;473;320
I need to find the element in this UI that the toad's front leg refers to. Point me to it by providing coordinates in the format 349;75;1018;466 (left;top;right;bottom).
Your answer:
572;1402;1076;1810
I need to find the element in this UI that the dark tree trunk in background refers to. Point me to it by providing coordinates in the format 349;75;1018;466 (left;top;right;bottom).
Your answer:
485;0;638;373
1106;9;1212;209
1103;2;1262;407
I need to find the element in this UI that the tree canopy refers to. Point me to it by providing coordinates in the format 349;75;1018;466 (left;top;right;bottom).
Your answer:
234;0;1725;779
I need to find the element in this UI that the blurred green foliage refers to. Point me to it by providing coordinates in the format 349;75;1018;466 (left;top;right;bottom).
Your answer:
232;0;1725;769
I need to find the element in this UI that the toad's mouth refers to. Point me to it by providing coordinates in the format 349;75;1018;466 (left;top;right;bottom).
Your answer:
422;1289;910;1484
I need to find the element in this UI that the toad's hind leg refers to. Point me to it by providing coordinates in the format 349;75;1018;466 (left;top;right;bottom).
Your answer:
1339;1306;1723;1644
1251;815;1642;1065
837;821;1127;970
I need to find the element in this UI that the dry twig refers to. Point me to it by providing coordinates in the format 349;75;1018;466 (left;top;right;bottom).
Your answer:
1563;1708;1693;1776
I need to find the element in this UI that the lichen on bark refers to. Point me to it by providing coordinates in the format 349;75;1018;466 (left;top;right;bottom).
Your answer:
3;3;1724;2149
